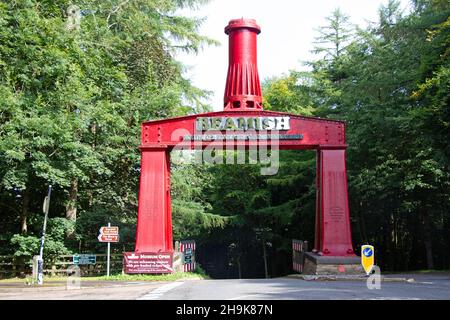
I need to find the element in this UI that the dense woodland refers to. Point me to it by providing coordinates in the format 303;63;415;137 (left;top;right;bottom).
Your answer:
0;0;448;278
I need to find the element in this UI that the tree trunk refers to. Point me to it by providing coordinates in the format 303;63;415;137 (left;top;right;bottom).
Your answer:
20;188;29;234
390;213;396;268
237;256;242;279
384;215;395;271
421;210;434;270
262;236;269;279
66;178;78;221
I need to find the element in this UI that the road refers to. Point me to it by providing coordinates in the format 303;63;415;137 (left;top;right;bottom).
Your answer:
0;281;168;300
1;273;450;300
137;276;450;300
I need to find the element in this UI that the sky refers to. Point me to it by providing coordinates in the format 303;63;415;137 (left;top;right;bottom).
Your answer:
177;0;411;111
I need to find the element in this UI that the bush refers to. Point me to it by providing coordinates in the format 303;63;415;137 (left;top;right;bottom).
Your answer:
10;217;74;261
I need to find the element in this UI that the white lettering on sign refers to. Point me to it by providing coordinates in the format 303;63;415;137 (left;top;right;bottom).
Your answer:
138;254;172;259
98;234;119;242
195;116;291;131
99;226;119;235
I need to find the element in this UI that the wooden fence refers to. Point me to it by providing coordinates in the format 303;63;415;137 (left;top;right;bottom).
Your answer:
0;254;124;279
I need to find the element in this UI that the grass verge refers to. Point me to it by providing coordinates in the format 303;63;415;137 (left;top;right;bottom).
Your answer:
0;270;209;284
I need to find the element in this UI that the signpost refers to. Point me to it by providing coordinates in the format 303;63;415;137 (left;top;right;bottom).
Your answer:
98;223;119;277
361;245;375;275
37;184;52;285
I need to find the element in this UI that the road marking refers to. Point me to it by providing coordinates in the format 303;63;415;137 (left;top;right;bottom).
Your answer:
137;281;185;300
367;297;421;300
228;288;355;300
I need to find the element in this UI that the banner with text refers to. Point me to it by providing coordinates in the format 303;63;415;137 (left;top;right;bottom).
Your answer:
123;252;173;274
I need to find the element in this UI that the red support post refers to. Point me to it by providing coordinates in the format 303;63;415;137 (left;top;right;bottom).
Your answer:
314;150;322;253
315;148;355;256
135;147;173;253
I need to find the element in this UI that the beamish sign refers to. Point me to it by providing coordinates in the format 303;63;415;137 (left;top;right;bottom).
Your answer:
195;116;291;131
186;116;300;142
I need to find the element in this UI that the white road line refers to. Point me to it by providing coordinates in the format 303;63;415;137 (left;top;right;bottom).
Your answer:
228;288;355;300
137;281;185;300
368;297;422;300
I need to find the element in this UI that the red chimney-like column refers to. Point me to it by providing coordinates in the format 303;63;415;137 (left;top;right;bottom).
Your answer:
224;18;263;111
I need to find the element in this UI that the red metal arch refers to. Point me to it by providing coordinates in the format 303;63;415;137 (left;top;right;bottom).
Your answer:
135;110;355;257
133;18;356;263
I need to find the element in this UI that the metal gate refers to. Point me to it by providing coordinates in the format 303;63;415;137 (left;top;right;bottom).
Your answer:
180;240;196;272
292;240;307;273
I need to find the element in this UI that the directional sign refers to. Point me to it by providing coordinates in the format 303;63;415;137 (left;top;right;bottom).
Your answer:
98;234;119;242
99;226;119;236
98;225;119;243
73;254;96;265
361;244;375;275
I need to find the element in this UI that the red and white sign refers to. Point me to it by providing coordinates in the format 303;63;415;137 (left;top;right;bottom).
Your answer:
99;226;119;235
98;226;119;242
123;252;173;274
98;234;119;242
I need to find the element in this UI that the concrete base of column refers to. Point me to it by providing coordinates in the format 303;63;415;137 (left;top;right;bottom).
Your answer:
302;252;364;275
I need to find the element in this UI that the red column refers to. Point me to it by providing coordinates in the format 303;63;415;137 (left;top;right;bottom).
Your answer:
135;147;173;253
223;18;263;110
315;148;355;256
314;150;322;253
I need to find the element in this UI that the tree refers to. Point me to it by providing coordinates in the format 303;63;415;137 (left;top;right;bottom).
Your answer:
312;0;450;270
0;0;215;255
312;8;354;61
258;0;449;272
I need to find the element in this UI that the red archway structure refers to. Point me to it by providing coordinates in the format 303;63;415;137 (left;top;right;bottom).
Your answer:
131;19;360;274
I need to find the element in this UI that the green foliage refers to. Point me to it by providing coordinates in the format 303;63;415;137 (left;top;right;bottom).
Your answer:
294;0;450;270
230;0;449;274
262;73;316;115
10;220;73;261
9;235;40;259
312;7;354;60
1;0;448;277
0;0;214;256
171;162;229;240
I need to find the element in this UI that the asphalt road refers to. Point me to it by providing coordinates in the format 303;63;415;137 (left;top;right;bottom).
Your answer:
137;275;450;300
1;274;450;300
0;281;168;300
